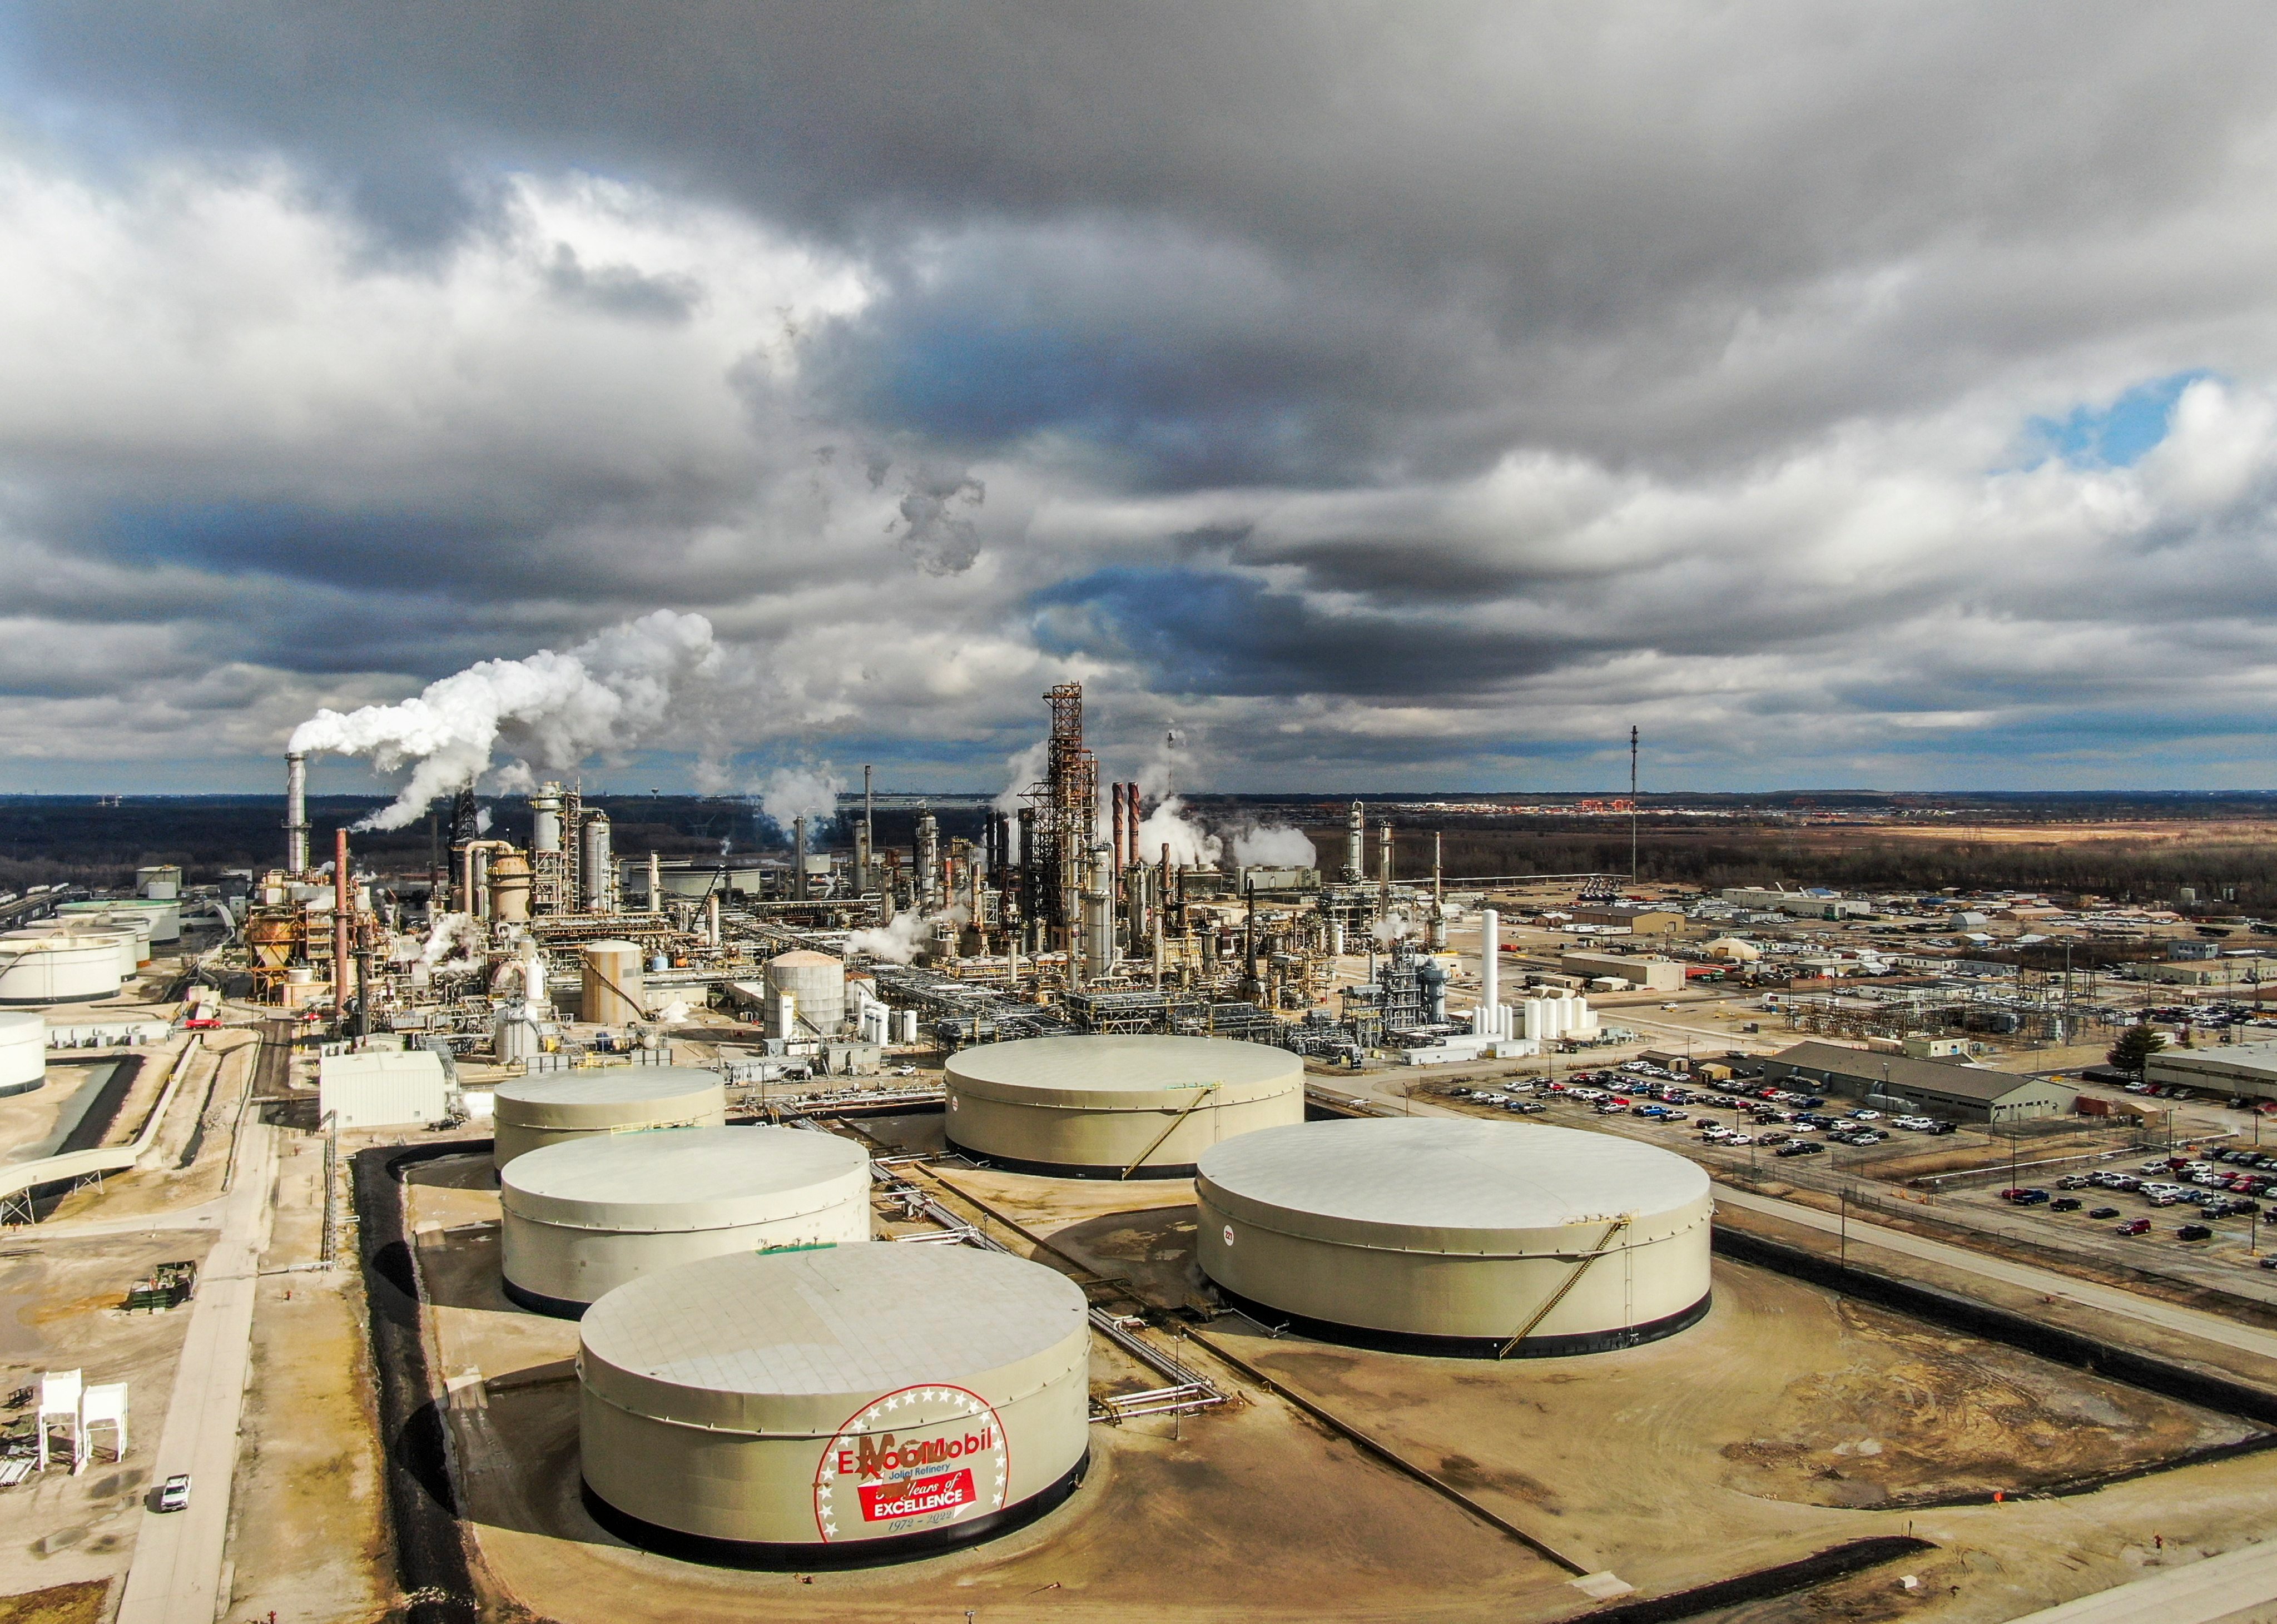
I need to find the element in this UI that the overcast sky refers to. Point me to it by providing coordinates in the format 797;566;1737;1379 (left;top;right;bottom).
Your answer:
5;3;2277;799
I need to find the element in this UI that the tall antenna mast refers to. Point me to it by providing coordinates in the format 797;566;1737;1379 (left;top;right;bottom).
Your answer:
1629;724;1639;883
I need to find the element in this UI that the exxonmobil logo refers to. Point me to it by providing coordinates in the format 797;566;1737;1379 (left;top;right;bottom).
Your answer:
812;1385;1010;1542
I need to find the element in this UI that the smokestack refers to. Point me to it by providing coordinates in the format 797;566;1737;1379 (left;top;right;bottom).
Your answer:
1378;821;1392;903
1124;783;1140;868
793;816;808;901
284;752;310;875
1111;784;1126;879
333;828;352;1029
1481;907;1500;1019
861;763;875;890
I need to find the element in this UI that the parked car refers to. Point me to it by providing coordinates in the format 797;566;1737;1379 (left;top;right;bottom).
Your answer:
2178;1224;2215;1241
1775;1141;1826;1158
2087;1207;2121;1219
2056;1175;2092;1190
157;1474;191;1513
2119;1219;2152;1235
2050;1198;2082;1211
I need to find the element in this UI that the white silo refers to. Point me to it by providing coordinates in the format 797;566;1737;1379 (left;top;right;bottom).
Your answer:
580;940;644;1026
763;951;846;1040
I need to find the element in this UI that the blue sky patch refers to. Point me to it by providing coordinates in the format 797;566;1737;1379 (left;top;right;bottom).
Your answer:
2027;370;2218;469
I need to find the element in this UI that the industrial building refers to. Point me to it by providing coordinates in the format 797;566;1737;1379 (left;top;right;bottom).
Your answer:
1758;1041;2078;1123
316;1049;454;1131
1720;887;1872;920
943;1033;1304;1177
577;1245;1090;1560
2145;1040;2277;1103
1559;950;1685;992
490;1069;727;1169
499;1125;871;1315
1195;1119;1713;1355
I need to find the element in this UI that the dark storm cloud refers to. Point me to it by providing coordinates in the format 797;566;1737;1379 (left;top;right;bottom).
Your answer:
5;5;2277;786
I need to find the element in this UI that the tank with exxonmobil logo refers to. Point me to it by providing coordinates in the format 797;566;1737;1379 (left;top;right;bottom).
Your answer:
578;1243;1090;1556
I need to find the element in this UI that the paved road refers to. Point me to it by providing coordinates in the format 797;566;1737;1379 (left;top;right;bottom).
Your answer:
1712;1183;2277;1364
114;1119;276;1624
32;1200;227;1239
2002;1538;2277;1622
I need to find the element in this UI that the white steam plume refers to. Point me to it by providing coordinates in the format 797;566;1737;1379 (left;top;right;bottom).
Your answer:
1372;910;1418;946
846;905;968;965
1137;795;1221;867
755;764;844;832
1231;824;1317;867
993;740;1046;815
288;610;721;830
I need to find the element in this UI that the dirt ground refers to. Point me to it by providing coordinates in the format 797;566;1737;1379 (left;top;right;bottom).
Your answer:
220;1128;391;1624
0;1233;199;1602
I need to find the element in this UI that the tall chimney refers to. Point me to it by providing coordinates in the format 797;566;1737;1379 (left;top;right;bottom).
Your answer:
792;816;808;901
1110;784;1126;879
333;827;353;1029
284;752;310;874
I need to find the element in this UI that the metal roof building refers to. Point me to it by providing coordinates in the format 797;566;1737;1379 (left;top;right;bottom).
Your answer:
317;1049;453;1132
492;1068;727;1169
578;1245;1090;1561
501;1126;872;1316
945;1034;1303;1178
1758;1041;2077;1123
1196;1118;1712;1355
2146;1040;2277;1104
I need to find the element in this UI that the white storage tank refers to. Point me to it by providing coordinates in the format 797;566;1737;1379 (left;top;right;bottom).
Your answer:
58;899;181;945
1196;1119;1713;1355
944;1034;1303;1178
501;1125;871;1316
579;1245;1089;1561
491;1067;726;1170
763;950;846;1039
0;935;125;1005
0;1010;44;1096
580;940;644;1025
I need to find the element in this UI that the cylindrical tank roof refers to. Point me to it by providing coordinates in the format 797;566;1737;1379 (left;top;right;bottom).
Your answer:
766;950;842;969
1197;1118;1709;1257
494;1067;723;1130
946;1034;1302;1111
580;1244;1086;1429
503;1125;868;1234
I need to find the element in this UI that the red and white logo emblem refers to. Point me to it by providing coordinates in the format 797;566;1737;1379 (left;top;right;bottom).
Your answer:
812;1384;1009;1542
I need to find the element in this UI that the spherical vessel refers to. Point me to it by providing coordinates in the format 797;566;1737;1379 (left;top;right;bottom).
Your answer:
502;1125;872;1315
763;950;846;1039
491;1067;726;1170
580;940;644;1025
0;936;125;1005
578;1245;1090;1562
1196;1119;1712;1355
944;1034;1303;1178
0;1011;44;1095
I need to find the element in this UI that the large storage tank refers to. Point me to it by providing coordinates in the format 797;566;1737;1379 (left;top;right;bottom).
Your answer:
944;1034;1303;1178
502;1125;872;1315
0;936;125;1005
579;1245;1089;1561
0;1011;44;1096
1196;1119;1712;1355
580;940;644;1025
763;950;846;1039
492;1068;727;1170
57;899;181;945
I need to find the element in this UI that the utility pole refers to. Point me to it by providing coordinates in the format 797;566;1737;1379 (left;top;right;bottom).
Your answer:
1629;724;1639;884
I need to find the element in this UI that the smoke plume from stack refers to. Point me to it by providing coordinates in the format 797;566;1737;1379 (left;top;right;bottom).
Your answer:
287;611;721;830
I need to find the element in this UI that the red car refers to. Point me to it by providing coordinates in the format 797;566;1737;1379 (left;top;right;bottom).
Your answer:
2118;1219;2152;1236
